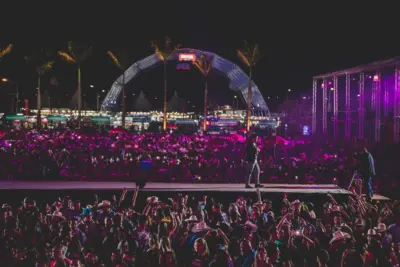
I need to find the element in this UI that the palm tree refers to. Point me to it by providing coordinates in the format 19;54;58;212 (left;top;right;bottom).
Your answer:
58;41;92;128
107;49;132;128
25;49;55;129
237;41;261;132
0;44;13;62
193;54;213;131
151;37;181;131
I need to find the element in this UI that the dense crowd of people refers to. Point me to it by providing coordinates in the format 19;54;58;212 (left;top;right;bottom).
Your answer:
0;127;396;189
1;186;399;266
0;126;400;266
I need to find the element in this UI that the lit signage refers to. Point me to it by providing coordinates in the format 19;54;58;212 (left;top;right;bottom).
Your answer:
179;53;196;62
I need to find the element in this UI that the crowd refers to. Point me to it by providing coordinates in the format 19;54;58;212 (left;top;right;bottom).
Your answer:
1;185;399;266
1;126;400;266
0;128;397;190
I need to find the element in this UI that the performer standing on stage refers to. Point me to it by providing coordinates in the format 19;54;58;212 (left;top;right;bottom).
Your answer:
358;147;376;199
245;134;264;188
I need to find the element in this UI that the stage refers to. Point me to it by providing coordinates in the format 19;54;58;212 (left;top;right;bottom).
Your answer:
0;181;389;200
0;181;345;193
0;182;389;206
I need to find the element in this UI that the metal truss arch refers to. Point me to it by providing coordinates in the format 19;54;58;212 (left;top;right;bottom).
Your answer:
101;48;270;115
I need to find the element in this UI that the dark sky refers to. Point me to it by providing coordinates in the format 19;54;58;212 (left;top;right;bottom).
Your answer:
0;3;399;112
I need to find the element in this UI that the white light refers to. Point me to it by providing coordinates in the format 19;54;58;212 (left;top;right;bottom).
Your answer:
102;90;105;93
179;53;196;62
90;85;94;88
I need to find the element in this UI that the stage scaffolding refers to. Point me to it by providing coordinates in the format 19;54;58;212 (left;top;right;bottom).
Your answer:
312;57;400;143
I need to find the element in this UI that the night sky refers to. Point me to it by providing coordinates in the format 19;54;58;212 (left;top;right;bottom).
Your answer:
0;3;399;112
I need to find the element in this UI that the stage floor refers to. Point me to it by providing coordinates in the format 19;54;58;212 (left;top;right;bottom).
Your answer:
0;181;345;192
0;181;389;200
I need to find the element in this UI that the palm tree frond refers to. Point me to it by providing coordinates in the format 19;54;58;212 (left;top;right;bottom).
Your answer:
0;44;13;57
237;49;250;67
58;51;76;64
151;40;164;60
164;36;172;49
65;41;91;64
250;44;260;67
107;51;121;69
151;40;158;50
67;41;76;59
26;49;55;76
237;41;261;67
152;37;181;61
37;61;55;75
193;61;205;76
206;58;213;74
194;54;213;77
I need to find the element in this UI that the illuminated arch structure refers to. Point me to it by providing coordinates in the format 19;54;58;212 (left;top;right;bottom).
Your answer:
102;48;270;116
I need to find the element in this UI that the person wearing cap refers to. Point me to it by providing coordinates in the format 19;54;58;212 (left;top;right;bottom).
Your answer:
374;223;392;251
365;228;383;266
96;200;112;222
244;134;264;189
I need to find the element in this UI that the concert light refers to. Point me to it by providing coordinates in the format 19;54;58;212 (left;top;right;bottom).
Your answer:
373;75;379;81
179;53;196;62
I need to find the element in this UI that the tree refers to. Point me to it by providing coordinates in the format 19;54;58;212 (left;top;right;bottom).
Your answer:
237;41;261;132
151;37;181;131
58;41;92;128
0;44;12;62
193;54;213;131
107;49;132;128
25;49;55;129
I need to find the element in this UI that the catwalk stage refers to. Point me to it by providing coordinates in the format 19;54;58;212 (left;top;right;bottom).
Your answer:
0;181;389;200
